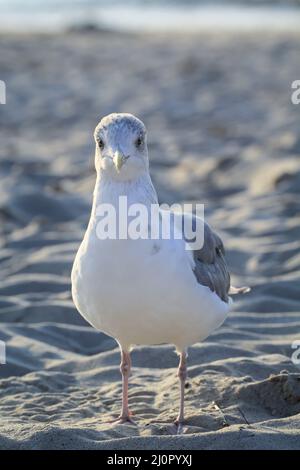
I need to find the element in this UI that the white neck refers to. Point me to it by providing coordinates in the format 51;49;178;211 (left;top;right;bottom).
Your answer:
91;170;158;216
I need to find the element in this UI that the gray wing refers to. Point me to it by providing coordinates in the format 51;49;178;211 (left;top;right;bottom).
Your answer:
183;216;231;303
193;222;230;303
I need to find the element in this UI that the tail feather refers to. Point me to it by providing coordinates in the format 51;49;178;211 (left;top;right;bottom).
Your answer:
229;285;251;295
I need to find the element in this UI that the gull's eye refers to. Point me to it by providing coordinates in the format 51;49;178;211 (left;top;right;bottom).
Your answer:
135;136;143;148
98;138;105;150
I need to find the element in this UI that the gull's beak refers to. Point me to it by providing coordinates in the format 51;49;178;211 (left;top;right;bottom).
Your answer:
113;150;126;172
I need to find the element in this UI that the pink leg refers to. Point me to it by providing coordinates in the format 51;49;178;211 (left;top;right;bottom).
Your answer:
174;351;187;431
119;350;132;421
108;349;135;425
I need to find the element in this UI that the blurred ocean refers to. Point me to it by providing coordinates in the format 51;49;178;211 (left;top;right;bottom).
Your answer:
0;0;299;32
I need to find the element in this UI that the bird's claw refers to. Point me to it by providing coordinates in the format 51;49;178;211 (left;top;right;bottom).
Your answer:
174;419;184;434
108;415;136;425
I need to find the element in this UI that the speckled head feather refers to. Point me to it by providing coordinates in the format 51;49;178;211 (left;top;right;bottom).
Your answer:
93;113;150;182
94;113;146;142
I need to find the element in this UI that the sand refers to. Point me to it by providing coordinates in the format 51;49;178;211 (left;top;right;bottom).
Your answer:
0;30;300;450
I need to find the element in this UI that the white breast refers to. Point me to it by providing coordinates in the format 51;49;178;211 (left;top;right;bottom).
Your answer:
71;221;229;352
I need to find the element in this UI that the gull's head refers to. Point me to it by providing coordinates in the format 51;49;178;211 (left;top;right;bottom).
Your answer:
94;113;148;181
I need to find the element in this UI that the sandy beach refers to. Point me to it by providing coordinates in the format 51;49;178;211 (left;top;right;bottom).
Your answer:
0;30;300;449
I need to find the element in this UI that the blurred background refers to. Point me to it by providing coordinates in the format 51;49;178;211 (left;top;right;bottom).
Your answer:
0;0;300;32
0;0;300;450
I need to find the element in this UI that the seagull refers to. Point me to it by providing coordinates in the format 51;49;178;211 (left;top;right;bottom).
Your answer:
71;113;249;429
